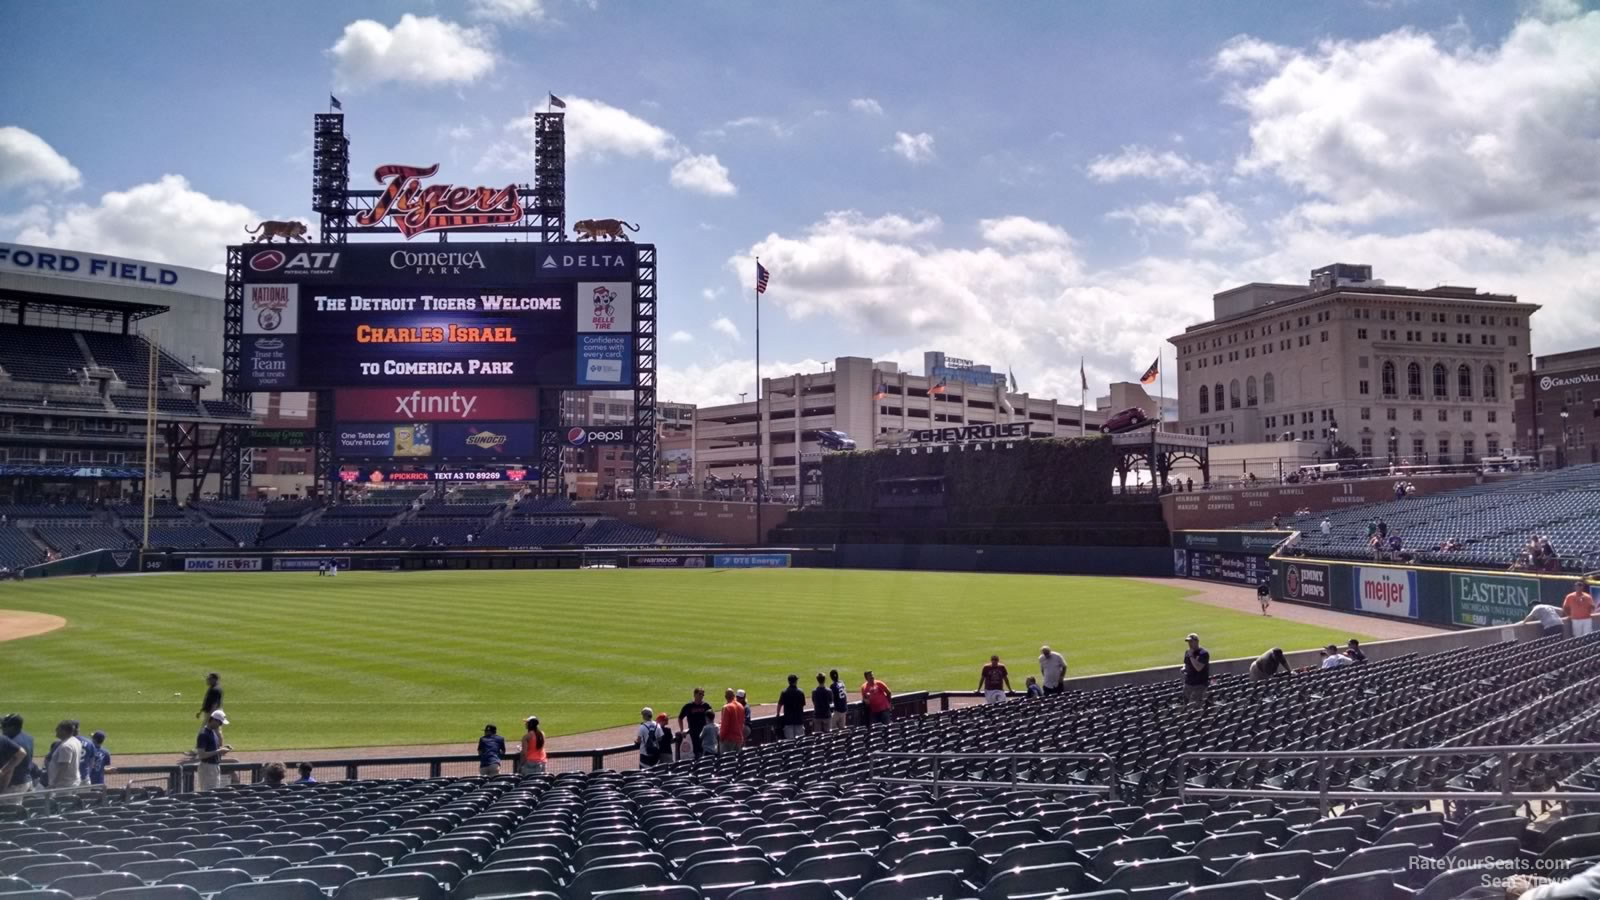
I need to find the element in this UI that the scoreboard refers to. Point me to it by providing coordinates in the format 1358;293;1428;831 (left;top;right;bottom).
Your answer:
1189;551;1270;586
237;243;637;390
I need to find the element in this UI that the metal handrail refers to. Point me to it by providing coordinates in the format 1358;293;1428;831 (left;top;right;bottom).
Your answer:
871;750;1117;801
1177;743;1600;816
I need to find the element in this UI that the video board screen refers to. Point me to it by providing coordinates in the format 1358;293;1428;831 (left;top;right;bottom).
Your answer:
237;243;637;390
334;422;538;459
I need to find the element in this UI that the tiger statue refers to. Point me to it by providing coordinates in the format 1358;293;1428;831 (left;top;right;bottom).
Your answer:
573;218;641;242
244;220;311;243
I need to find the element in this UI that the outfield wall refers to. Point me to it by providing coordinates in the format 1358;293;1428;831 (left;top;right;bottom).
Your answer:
832;544;1172;576
1269;554;1579;629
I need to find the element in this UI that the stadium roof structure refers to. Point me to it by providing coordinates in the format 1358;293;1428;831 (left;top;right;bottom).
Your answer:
0;286;169;322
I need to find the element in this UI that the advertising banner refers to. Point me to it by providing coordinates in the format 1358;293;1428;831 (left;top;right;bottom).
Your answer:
1189;551;1269;586
335;422;536;459
245;428;314;449
1283;562;1331;605
273;557;351;571
243;336;297;389
563;425;636;447
335;387;537;422
1451;572;1541;627
630;554;708;568
184;558;263;572
243;243;636;286
336;424;436;458
337;467;535;485
712;553;792;569
1354;566;1419;618
577;334;631;386
1172;549;1188;577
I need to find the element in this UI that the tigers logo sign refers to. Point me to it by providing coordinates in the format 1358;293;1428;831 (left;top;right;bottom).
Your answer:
354;163;523;239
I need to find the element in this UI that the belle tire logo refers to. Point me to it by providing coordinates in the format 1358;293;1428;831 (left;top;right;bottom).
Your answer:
250;250;286;272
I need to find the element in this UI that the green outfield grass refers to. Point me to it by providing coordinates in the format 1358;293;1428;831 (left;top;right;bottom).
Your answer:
0;569;1371;753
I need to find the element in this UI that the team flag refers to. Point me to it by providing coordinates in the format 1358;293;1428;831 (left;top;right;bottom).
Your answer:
329;94;343;110
755;262;770;295
1008;368;1018;393
1139;356;1160;386
548;93;567;109
1080;358;1088;392
929;379;948;396
874;382;888;400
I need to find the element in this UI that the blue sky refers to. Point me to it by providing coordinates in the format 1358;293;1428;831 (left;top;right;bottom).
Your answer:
2;0;1597;405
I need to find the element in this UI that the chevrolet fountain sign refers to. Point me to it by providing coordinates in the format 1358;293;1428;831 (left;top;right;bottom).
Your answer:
895;421;1033;454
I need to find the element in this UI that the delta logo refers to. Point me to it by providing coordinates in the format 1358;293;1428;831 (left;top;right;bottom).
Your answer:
464;427;509;453
249;249;341;275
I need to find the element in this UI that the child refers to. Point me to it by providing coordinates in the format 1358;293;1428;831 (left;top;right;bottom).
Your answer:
700;715;719;757
1024;676;1043;699
1257;579;1271;616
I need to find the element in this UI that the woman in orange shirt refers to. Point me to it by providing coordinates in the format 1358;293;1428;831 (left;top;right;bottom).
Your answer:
521;716;547;775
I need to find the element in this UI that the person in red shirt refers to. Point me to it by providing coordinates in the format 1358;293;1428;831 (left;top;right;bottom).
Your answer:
718;688;746;751
978;654;1012;704
860;671;893;725
1564;580;1594;637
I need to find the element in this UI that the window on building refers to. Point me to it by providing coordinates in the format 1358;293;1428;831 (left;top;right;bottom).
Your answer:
1414;409;1424;421
1483;365;1497;400
1360;407;1371;420
1433;363;1448;398
1358;328;1368;339
1214;383;1223;411
1438;409;1447;422
1382;361;1396;396
1246;375;1258;406
1230;379;1241;409
1488;410;1497;423
1359;380;1370;395
1386;408;1397;421
1438;437;1451;459
1509;335;1518;346
1407;362;1422;398
1361;437;1373;457
1487;437;1499;456
1263;372;1275;404
1198;385;1209;415
1458;364;1473;399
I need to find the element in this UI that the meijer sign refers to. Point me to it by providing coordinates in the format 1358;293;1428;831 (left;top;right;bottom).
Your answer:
1354;567;1418;619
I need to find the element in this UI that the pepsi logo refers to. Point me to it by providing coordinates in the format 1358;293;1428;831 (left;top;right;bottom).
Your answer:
250;250;286;272
567;427;589;446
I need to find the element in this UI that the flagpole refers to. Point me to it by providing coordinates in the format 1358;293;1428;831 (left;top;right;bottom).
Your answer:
754;257;763;546
1080;357;1087;437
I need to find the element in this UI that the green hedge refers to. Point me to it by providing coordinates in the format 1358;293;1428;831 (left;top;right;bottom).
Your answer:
820;436;1115;511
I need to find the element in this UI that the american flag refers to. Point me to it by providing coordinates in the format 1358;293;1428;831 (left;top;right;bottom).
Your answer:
756;262;770;295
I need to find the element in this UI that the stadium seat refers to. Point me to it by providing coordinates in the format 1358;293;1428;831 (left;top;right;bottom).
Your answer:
854;870;975;900
978;861;1090;899
1294;871;1409;900
16;861;100;887
100;888;205;900
334;871;449;900
452;866;564;899
157;868;252;894
215;880;327;900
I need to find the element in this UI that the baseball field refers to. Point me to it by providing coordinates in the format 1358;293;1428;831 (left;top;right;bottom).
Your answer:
0;569;1371;753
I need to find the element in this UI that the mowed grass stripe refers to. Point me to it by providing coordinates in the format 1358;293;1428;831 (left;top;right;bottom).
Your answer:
1;569;1364;752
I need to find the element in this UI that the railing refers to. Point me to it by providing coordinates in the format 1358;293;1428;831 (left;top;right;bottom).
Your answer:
871;750;1118;800
1177;743;1600;817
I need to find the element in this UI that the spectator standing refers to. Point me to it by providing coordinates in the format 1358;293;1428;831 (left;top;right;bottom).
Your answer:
1038;646;1067;696
1344;639;1367;663
1257;579;1271;616
197;673;222;722
978;655;1012;704
1377;517;1389;539
676;689;713;759
1249;648;1289;681
1564;580;1594;637
700;714;719;757
861;671;893;725
1320;645;1354;669
0;715;33;799
1182;634;1210;706
0;732;24;800
655;714;674;763
1320;517;1331;535
70;721;89;784
1271;514;1283;529
477;724;506;777
45;721;81;790
85;731;109;786
521;717;547;774
735;690;752;743
829;670;849;730
1522;604;1568;637
811;673;834;733
635;709;662;768
778;675;808;740
193;710;229;792
294;763;317;784
718;690;745;752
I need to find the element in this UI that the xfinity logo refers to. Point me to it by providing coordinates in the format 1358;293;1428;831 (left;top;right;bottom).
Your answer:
250;250;340;275
389;249;486;275
1541;373;1600;392
394;390;478;419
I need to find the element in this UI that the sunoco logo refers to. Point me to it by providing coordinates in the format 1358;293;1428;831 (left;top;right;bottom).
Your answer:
465;429;508;452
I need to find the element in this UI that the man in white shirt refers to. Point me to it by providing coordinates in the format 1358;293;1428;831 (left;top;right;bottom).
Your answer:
1320;517;1331;535
1038;646;1067;696
46;720;81;789
1320;645;1353;670
1522;604;1567;637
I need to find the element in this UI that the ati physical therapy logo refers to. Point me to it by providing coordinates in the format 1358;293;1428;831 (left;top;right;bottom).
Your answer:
355;163;521;239
589;285;620;330
249;249;340;275
463;427;509;453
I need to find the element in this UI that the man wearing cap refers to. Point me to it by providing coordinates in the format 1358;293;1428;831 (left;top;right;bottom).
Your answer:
0;715;32;799
635;709;662;768
194;709;230;792
46;720;82;790
1039;646;1067;696
1182;634;1210;707
85;731;110;786
477;724;506;777
735;690;752;744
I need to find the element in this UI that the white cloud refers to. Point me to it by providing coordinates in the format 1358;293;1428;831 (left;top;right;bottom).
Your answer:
660;356;827;407
1086;146;1209;184
10;175;260;271
669;154;738;196
447;124;474;141
668;330;694;344
1109;192;1251;251
329;14;495;90
1222;12;1600;221
468;0;546;23
702;287;723;302
703;116;792;140
979;216;1071;248
811;210;941;241
890;131;936;164
711;316;742;341
560;96;679;161
0;126;81;191
849;98;884;116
